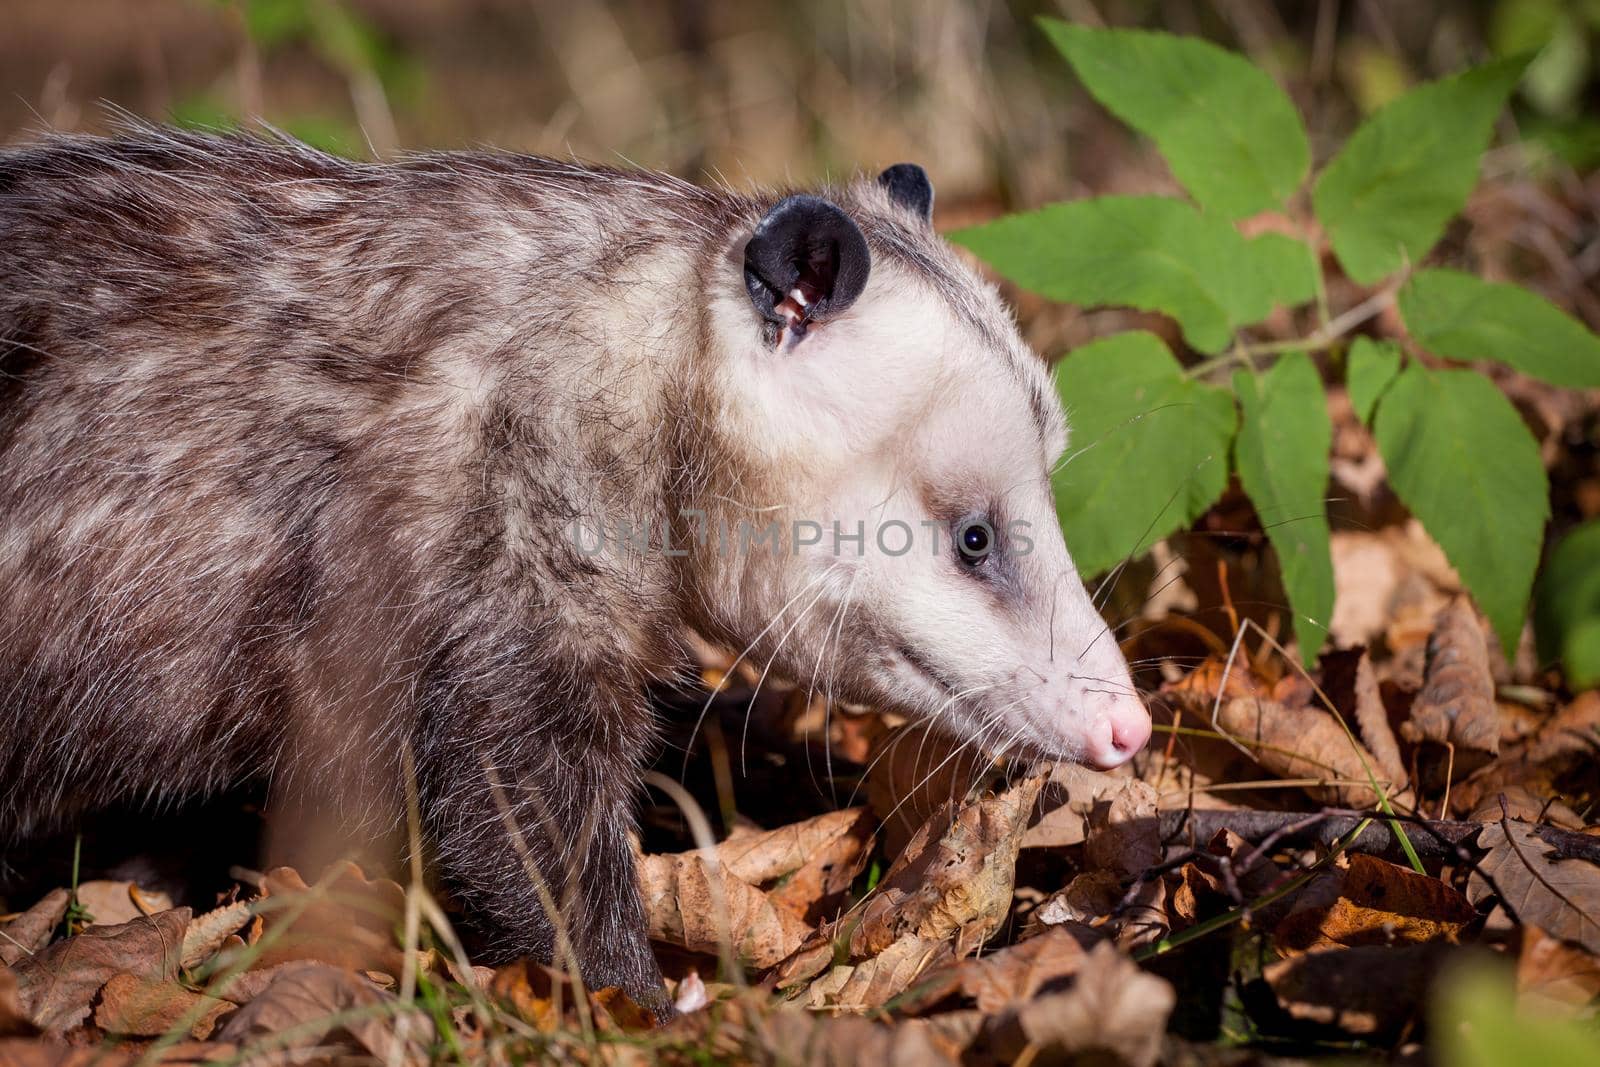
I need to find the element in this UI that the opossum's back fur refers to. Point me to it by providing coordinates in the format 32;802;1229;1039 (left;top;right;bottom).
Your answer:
0;128;793;842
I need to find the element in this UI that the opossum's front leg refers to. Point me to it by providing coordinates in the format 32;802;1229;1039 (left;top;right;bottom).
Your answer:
416;699;667;1014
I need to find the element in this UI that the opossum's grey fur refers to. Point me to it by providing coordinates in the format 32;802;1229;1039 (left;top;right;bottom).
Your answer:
0;127;1054;1006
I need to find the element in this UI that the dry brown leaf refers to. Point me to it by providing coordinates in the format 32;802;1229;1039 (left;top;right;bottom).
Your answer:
1454;691;1600;816
1350;651;1408;790
248;863;406;976
637;847;814;968
1274;854;1477;955
742;808;875;924
74;881;173;929
10;907;189;1034
1471;819;1600;955
0;1039;133;1067
849;775;1041;961
0;889;69;967
0;969;39;1039
1212;695;1384;806
755;1007;961;1067
805;936;951;1011
1023;764;1162;883
1262;942;1458;1036
215;961;430;1066
973;941;1174;1067
92;973;230;1039
865;725;994;859
1029;871;1168;951
1516;926;1600;1016
777;777;1041;992
715;807;872;886
1401;598;1500;785
180;901;253;970
905;925;1089;1015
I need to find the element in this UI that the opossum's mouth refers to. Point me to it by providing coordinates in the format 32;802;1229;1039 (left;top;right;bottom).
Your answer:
893;643;961;698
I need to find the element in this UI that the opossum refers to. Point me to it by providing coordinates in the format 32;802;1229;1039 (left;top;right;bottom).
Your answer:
0;128;1151;1009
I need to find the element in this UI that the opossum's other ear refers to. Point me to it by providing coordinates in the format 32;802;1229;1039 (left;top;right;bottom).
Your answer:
743;195;870;341
877;163;933;223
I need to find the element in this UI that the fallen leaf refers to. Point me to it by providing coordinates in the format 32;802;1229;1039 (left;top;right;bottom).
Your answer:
181;901;253;970
1401;598;1500;786
0;1039;132;1067
805;936;951;1011
215;961;430;1065
761;809;876;924
904;925;1089;1015
849;776;1041;961
1029;871;1168;951
1263;942;1459;1037
93;973;231;1039
0;969;39;1039
1471;819;1600;955
74;881;173;929
1454;691;1600;816
248;864;406;975
0;889;69;967
10;908;189;1034
1215;695;1387;806
715;807;873;887
972;942;1174;1067
637;847;814;968
777;777;1041;991
1274;854;1477;954
1516;926;1600;1017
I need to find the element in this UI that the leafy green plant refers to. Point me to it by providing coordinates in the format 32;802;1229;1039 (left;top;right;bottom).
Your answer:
954;19;1600;666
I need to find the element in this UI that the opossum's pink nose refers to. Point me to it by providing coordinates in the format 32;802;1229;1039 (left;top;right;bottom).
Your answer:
1083;697;1152;770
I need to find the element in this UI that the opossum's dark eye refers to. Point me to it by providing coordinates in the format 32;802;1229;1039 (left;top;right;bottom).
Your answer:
956;518;993;566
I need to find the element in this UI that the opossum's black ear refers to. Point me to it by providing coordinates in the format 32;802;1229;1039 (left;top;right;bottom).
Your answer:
877;163;933;223
743;195;870;341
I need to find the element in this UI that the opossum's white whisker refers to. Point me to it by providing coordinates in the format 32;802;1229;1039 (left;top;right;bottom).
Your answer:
680;564;837;779
739;568;840;776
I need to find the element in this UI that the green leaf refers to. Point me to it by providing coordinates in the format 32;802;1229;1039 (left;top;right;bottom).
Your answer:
1052;332;1237;577
1373;365;1548;654
1039;20;1309;219
952;197;1289;353
1346;337;1402;424
1243;231;1320;310
1400;268;1600;387
1312;56;1527;284
1437;962;1600;1067
1232;354;1334;666
1535;519;1600;688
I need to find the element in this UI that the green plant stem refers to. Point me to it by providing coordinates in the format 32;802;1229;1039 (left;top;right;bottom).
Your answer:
1184;285;1398;380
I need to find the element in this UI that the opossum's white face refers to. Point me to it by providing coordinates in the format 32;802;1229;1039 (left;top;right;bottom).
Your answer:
703;173;1151;769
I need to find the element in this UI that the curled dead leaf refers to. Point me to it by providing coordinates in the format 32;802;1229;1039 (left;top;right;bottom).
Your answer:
1401;598;1500;786
637;846;813;968
181;901;253;970
0;889;69;967
1212;695;1385;807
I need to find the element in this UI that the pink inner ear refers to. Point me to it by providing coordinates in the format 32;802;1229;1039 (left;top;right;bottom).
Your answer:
776;280;822;328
